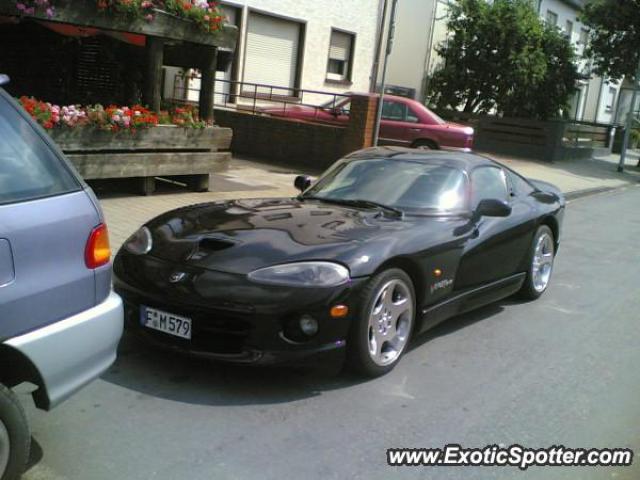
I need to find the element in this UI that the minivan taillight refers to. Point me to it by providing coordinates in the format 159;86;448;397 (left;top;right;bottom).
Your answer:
85;223;111;269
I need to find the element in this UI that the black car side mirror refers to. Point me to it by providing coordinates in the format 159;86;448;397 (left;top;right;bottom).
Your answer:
294;175;312;192
475;199;512;218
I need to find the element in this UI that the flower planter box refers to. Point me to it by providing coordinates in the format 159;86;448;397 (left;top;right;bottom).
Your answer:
50;124;232;152
0;0;238;49
49;125;233;195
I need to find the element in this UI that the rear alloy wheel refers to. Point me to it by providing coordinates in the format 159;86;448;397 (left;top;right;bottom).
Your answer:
519;225;555;300
348;268;415;377
0;384;30;480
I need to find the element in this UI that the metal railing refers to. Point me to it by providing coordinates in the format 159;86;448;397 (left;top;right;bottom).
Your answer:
171;75;351;119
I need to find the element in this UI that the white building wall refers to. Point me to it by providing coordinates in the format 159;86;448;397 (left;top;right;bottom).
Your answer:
540;0;620;124
164;0;381;107
384;0;435;100
229;0;380;97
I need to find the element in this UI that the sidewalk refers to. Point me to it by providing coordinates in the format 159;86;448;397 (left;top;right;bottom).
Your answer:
483;149;640;197
99;151;640;253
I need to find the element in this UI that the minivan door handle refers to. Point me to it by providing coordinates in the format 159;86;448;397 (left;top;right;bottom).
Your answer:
0;238;15;287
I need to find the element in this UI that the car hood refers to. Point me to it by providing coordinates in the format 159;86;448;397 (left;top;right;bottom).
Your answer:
141;198;456;276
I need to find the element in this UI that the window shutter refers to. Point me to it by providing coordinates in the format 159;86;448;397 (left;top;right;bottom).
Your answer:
244;13;300;90
329;31;351;62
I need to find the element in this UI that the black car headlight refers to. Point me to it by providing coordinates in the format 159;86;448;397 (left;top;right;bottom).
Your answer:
124;226;153;255
248;261;350;287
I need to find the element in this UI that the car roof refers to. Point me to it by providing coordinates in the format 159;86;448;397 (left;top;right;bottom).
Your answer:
348;92;416;103
344;147;496;172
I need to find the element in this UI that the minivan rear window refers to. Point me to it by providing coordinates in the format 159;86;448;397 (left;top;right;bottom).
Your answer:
0;93;79;205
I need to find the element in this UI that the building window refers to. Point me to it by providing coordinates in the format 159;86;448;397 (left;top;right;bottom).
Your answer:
546;10;558;27
606;87;617;113
326;29;355;82
579;28;589;45
565;20;573;39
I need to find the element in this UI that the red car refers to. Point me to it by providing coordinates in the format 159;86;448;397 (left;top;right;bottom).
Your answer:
262;93;474;151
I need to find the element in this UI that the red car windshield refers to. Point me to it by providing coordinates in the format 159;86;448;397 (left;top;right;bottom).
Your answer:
320;97;351;111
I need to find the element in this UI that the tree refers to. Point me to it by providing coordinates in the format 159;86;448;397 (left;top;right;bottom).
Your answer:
427;0;580;119
581;0;640;81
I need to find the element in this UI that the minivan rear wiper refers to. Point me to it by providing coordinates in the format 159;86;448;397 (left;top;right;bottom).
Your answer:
302;196;404;218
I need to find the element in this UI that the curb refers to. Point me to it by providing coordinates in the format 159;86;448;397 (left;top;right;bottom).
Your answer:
564;184;637;201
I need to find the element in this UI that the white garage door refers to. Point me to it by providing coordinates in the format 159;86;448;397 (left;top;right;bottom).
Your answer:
243;12;300;92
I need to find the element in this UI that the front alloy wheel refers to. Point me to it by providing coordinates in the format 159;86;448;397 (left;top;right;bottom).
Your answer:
348;268;415;377
519;225;555;300
367;279;414;366
532;231;555;293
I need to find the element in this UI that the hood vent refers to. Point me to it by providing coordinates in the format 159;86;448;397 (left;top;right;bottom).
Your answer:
199;237;235;252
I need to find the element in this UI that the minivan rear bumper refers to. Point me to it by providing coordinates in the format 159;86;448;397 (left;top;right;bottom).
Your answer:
4;291;123;410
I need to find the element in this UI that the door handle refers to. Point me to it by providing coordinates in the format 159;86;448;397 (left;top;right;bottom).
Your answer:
410;128;422;132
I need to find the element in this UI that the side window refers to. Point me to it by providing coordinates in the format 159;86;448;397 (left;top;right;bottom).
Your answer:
507;170;535;196
470;167;509;208
381;101;407;121
406;107;420;123
0;95;79;205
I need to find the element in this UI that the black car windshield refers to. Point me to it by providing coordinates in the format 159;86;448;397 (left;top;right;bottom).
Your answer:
303;159;467;213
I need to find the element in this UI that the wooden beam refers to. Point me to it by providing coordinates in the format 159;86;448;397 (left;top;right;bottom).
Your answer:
199;47;218;123
144;36;164;112
164;44;233;71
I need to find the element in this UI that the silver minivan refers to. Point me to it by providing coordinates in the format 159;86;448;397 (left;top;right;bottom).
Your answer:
0;76;123;480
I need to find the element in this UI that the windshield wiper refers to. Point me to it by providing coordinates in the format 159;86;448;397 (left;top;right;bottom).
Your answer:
302;196;404;218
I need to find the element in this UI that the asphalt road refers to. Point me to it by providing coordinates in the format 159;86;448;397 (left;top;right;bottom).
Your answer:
20;186;640;480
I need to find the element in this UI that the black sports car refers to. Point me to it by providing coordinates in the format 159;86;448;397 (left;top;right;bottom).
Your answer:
114;147;565;376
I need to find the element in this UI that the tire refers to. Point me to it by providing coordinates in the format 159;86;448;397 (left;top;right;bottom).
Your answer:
0;384;29;480
347;268;416;377
518;225;555;300
412;139;438;150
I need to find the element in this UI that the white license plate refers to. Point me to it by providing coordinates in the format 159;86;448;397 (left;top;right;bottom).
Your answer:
140;306;192;340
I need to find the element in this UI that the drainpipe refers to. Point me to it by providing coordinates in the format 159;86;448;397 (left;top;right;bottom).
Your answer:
372;0;399;146
422;0;442;102
617;60;640;172
370;0;389;92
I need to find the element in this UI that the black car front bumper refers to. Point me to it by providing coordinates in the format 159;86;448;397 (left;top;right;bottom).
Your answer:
113;253;369;364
